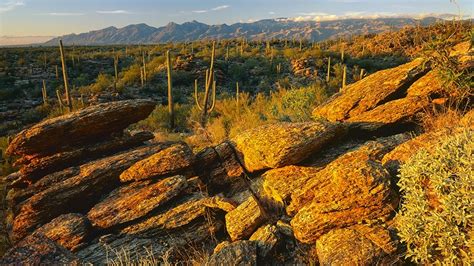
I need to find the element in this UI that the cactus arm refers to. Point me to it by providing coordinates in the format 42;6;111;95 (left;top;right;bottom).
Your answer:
208;80;216;113
194;79;203;111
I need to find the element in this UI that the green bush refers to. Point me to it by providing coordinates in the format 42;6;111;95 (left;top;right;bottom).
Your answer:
396;129;473;264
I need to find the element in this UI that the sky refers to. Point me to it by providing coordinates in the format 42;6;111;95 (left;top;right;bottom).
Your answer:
0;0;472;37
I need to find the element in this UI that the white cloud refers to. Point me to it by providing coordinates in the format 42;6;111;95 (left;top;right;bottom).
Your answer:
96;10;131;14
0;0;25;13
212;5;229;11
289;12;465;22
47;12;85;16
192;10;208;13
269;11;276;15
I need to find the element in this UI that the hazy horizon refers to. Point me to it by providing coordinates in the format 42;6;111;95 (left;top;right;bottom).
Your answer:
1;0;472;38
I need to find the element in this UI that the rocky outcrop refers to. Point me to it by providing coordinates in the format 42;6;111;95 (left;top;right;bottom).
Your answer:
19;131;154;183
87;175;188;229
288;143;397;243
313;59;427;121
231;121;346;172
208;240;257;266
0;234;81;264
315;224;398;265
225;196;267;241
249;224;280;258
119;142;195;182
33;213;90;252
6;99;155;157
11;143;170;242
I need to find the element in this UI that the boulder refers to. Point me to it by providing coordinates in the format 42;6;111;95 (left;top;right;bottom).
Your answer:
6;99;156;157
19;131;154;183
11;143;170;242
87;175;188;229
33;213;90;252
289;145;397;243
406;70;444;96
231;121;346;172
315;224;398;266
262;165;320;206
203;142;247;193
207;240;257;266
346;96;430;131
249;224;280;258
120;142;195;182
313;59;427;121
225;196;267;241
0;234;81;265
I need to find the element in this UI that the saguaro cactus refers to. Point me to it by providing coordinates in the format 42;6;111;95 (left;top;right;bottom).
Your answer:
55;65;59;80
113;52;119;90
194;42;217;126
236;81;240;112
142;51;147;84
326;57;331;83
166;50;175;130
42;80;48;105
56;89;64;111
59;40;72;111
342;65;347;90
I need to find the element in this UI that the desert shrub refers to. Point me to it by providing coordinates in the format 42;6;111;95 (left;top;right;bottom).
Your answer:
396;129;473;264
0;136;16;177
134;104;192;132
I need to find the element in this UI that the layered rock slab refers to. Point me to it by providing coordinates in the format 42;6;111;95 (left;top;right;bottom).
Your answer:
231;121;346;172
313;59;427;121
33;213;91;252
11;143;171;242
288;144;397;243
120;142;195;182
225;196;267;241
6;99;156;157
208;240;257;266
87;175;188;229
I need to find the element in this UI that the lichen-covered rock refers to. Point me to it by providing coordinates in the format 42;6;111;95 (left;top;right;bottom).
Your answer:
231;121;346;172
225;196;267;241
120;142;195;182
6;99;156;157
289;145;397;243
406;70;444;96
0;234;81;265
315;224;398;266
121;194;236;237
313;59;427;121
19;131;154;183
33;213;90;252
249;224;280;258
347;96;430;131
87;175;187;229
262;165;320;206
11;143;170;242
208;240;257;266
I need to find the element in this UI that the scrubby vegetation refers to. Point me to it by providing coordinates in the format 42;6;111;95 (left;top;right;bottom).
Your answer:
396;130;473;264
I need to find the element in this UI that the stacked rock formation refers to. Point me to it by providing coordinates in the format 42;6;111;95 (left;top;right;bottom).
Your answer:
1;41;472;264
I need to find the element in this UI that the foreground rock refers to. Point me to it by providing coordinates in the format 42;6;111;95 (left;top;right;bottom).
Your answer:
316;224;398;265
120;142;195;182
249;224;280;258
231;121;346;172
208;240;257;266
121;194;236;237
313;59;427;121
18;131;154;183
289;144;397;243
11;143;171;242
33;213;90;252
0;234;81;264
6;99;156;157
225;196;267;241
87;175;187;229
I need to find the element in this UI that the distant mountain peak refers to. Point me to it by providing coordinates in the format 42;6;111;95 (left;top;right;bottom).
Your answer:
43;17;443;46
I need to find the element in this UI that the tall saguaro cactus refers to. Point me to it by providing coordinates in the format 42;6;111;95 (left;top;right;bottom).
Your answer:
142;51;147;84
342;65;347;90
59;40;72;111
113;52;119;91
166;50;175;130
326;57;331;83
194;42;217;126
42;80;48;105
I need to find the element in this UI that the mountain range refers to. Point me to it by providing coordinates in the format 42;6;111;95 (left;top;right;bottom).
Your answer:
44;17;443;46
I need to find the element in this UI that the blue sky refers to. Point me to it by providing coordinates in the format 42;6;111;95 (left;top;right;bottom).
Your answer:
0;0;472;36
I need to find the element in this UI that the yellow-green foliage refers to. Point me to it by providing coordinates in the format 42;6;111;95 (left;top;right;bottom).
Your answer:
396;129;473;264
0;137;15;177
